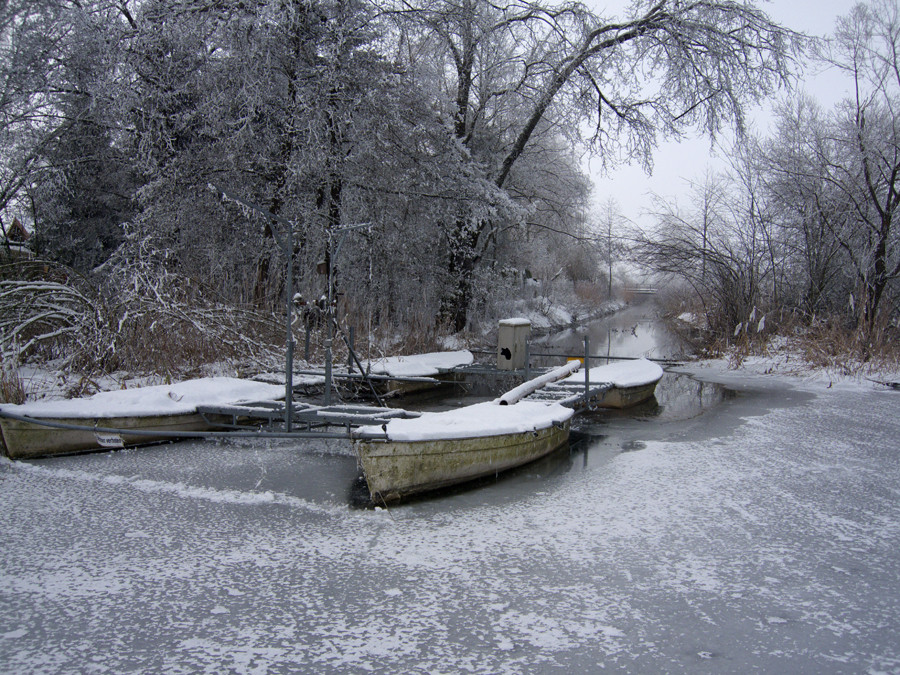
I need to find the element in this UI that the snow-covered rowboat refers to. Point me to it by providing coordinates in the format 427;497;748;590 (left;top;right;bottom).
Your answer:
353;398;574;504
570;358;664;408
0;378;285;460
526;358;664;410
361;350;473;397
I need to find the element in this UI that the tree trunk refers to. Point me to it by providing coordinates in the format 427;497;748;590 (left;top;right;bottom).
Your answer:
440;219;481;332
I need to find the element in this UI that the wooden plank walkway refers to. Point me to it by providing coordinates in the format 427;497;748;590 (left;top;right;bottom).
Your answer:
489;360;614;410
520;379;613;408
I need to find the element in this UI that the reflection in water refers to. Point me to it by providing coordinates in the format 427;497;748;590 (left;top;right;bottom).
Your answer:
571;373;733;426
533;305;689;363
652;372;736;421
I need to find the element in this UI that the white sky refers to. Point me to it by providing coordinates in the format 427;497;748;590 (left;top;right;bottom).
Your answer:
586;0;857;229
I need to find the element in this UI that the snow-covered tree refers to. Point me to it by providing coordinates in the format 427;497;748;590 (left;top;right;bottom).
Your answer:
759;0;900;337
0;0;72;227
387;0;800;330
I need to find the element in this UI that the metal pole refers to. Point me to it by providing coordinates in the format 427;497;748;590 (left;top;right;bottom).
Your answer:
324;237;333;406
525;340;530;380
304;314;311;361
584;335;590;403
285;222;294;432
348;326;355;372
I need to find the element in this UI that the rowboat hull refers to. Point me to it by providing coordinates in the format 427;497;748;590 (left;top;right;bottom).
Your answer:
0;413;219;460
354;420;570;504
558;358;664;410
374;372;463;398
590;381;659;409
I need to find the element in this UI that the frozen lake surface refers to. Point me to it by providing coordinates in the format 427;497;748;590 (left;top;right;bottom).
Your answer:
2;365;899;673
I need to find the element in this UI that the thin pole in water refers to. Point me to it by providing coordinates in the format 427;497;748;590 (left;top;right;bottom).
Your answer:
285;220;294;432
584;335;590;404
325;275;333;407
348;326;355;372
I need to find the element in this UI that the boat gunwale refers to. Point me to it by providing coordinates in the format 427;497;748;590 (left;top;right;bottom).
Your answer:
353;421;568;450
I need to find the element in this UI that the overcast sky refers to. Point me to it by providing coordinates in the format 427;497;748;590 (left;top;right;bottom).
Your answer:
586;0;857;228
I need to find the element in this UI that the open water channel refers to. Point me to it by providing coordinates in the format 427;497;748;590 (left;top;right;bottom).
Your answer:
3;303;899;673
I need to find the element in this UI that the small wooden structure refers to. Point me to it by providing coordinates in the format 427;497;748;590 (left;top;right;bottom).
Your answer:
3;217;31;243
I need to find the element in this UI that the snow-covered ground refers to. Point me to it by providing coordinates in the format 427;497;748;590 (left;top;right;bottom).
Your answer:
2;361;899;673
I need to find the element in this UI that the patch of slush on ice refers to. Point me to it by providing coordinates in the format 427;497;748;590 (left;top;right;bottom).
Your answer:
495;611;574;650
1;565;131;600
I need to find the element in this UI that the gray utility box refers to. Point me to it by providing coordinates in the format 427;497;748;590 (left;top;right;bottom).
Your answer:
497;318;531;370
